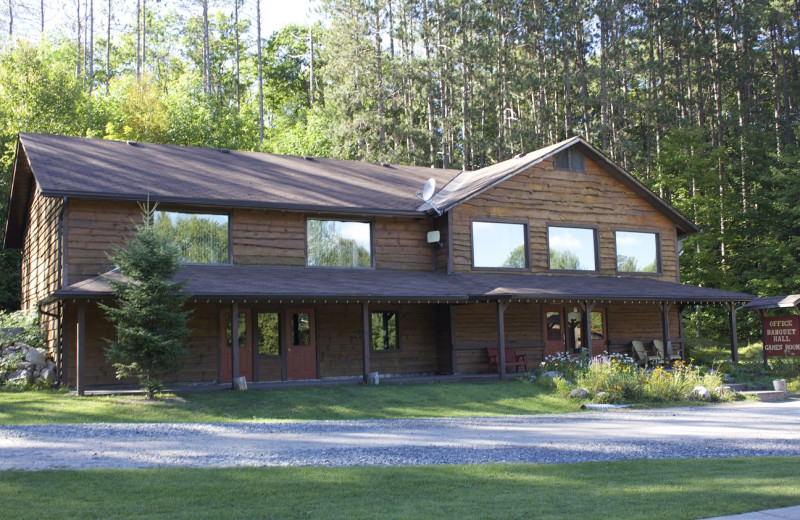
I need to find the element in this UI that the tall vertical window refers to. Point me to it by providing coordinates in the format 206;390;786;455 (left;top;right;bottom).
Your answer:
615;231;659;273
371;311;399;351
471;221;527;268
307;220;372;267
154;211;229;263
548;226;597;271
256;312;280;356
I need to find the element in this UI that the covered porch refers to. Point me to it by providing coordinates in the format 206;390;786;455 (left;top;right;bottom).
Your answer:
54;265;753;393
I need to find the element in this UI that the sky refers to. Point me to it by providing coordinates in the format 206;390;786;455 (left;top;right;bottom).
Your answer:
5;0;318;45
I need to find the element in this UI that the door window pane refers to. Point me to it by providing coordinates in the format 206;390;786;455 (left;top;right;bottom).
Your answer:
226;313;247;348
155;211;229;263
546;312;562;341
257;312;280;356
371;311;399;351
472;221;526;268
615;231;659;273
291;313;311;346
548;226;597;271
590;311;605;341
307;220;371;267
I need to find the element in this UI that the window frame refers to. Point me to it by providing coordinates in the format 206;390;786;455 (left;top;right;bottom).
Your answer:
614;228;662;275
154;207;232;264
305;217;375;269
370;309;401;352
546;223;600;273
470;218;529;271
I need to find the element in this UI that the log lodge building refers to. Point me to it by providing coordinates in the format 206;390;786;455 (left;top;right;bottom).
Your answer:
3;133;752;393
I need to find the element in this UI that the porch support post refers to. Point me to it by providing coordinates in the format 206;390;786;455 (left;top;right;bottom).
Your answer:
658;302;673;360
362;302;371;383
578;300;595;354
496;299;510;381
757;309;767;369
76;300;86;396
726;302;739;364
231;302;240;388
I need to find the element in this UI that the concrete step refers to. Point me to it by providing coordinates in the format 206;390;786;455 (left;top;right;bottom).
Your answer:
739;390;787;402
719;383;748;392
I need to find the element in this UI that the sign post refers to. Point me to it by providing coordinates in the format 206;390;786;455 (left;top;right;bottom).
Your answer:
762;315;800;358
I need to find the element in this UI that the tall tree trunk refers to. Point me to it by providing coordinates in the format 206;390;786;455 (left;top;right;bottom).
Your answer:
88;0;94;91
234;0;240;109
106;0;110;93
309;28;315;107
374;2;386;152
141;0;145;75
202;0;210;93
135;0;140;79
256;0;263;144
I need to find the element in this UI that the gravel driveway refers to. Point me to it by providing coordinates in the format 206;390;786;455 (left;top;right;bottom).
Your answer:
2;399;800;470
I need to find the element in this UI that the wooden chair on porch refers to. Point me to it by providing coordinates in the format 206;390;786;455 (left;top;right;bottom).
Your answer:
631;340;658;367
652;340;681;364
487;347;528;373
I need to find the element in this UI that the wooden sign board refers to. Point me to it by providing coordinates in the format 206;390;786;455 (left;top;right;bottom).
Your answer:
762;315;800;357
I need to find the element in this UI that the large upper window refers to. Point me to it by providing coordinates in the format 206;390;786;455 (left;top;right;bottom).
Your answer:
154;211;229;263
615;231;659;273
472;221;527;268
548;226;597;271
307;219;372;268
554;149;586;172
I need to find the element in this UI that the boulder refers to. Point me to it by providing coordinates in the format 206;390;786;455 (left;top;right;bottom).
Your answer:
39;367;56;383
691;386;712;401
543;371;564;379
25;348;47;369
7;369;32;383
570;388;589;399
595;391;609;399
232;376;248;390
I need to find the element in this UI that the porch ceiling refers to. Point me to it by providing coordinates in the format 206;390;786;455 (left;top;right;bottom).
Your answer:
53;265;753;305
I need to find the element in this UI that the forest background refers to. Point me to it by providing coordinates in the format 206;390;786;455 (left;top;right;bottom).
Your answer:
0;0;798;342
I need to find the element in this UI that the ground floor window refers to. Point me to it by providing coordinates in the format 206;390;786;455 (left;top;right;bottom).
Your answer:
371;311;399;351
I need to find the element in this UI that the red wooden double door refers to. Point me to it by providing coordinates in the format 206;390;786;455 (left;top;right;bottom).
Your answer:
544;306;608;359
219;308;317;383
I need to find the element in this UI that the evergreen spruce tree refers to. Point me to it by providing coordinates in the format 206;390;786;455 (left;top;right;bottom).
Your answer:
101;204;191;399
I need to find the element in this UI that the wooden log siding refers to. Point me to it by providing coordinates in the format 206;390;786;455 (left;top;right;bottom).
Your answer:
67;199;141;283
232;209;306;267
606;303;682;355
451;303;543;374
62;302;218;386
316;304;439;377
373;218;432;271
21;187;63;309
449;157;679;280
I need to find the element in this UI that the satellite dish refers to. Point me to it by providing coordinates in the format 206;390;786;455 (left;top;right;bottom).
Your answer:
421;178;436;201
415;177;442;216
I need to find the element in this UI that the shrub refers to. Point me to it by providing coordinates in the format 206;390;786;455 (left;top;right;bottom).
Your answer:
0;310;44;350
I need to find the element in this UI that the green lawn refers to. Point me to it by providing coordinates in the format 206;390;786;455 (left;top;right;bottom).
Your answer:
1;457;798;519
0;380;579;424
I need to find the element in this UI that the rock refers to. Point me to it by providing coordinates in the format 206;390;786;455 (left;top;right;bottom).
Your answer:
596;391;609;399
232;376;247;390
17;361;33;370
40;367;56;383
8;369;32;383
715;386;731;396
543;371;563;379
570;388;589;399
47;360;56;370
528;374;537;382
691;386;711;401
25;348;47;369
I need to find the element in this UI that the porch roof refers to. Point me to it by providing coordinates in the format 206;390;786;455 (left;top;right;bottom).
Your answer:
53;265;753;305
741;294;800;311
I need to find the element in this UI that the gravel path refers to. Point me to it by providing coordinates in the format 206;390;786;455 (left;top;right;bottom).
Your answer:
2;399;800;470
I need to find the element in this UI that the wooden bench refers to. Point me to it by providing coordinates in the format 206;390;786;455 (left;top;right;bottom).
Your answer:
487;347;528;374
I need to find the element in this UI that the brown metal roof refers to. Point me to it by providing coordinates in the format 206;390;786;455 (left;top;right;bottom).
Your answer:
54;265;753;304
17;132;460;215
419;137;700;237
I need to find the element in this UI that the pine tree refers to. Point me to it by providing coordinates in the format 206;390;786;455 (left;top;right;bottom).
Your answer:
101;204;191;399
